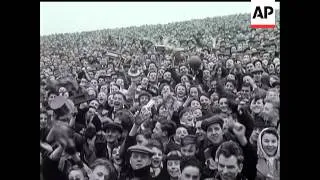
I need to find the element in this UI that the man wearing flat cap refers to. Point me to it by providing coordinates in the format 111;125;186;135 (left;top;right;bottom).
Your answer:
126;144;154;180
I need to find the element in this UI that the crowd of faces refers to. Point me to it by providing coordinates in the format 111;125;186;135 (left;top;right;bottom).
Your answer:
40;11;280;180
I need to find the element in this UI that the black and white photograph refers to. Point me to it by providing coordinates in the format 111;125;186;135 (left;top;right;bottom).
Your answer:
40;2;280;180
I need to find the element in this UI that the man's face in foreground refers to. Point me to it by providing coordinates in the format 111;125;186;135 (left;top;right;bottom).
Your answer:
217;155;242;180
180;165;200;180
130;152;151;170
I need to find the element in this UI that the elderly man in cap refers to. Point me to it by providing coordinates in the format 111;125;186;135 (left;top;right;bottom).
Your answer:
126;144;154;180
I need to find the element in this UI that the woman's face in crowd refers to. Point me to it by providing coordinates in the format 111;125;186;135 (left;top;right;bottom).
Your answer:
268;64;275;73
87;107;96;119
200;95;210;108
148;72;157;82
193;108;202;119
163;72;172;81
108;95;114;107
207;123;223;144
151;147;163;168
167;160;181;178
97;92;107;104
130;152;151;170
40;113;48;128
175;127;188;141
112;146;122;164
262;133;278;156
189;87;199;98
113;94;124;109
68;169;85;180
116;78;124;88
250;99;264;114
190;100;201;110
261;102;274;115
92;165;110;180
266;91;279;102
181;111;194;127
176;85;186;97
255;62;262;69
219;98;229;113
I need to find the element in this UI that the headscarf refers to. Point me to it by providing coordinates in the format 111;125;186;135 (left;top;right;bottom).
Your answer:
257;127;280;178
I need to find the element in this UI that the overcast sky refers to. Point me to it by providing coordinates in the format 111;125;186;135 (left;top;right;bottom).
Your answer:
40;2;279;36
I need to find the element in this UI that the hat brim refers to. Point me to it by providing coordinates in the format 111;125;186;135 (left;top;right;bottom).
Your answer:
252;69;264;74
103;123;123;132
202;118;224;131
128;149;153;156
128;72;141;77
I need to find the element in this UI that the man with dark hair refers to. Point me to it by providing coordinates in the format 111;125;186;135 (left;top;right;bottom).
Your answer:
214;141;245;180
180;156;202;180
240;83;252;100
152;120;177;153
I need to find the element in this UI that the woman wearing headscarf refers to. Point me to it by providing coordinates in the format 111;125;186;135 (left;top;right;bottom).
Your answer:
256;128;280;180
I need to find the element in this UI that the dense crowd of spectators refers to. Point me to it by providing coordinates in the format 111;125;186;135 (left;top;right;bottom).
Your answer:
40;11;280;180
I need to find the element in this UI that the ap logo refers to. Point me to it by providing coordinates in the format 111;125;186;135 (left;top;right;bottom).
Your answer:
251;0;276;28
